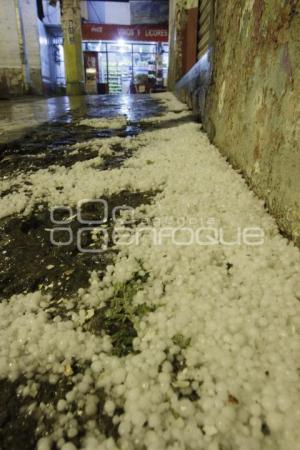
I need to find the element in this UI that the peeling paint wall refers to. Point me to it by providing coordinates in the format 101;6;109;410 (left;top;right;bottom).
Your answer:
205;0;300;244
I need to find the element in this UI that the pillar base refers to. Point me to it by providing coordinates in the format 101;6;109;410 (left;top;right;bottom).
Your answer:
66;81;85;96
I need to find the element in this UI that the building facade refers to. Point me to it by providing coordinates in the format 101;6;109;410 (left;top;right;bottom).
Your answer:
81;1;169;94
0;0;169;97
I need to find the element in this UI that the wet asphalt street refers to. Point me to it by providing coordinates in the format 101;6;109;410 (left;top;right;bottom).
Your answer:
0;93;170;450
0;94;166;144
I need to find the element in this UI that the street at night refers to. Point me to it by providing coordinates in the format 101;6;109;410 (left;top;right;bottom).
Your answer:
0;1;299;449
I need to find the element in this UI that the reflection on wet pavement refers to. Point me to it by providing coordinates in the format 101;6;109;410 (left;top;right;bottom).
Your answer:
0;94;166;144
0;94;167;298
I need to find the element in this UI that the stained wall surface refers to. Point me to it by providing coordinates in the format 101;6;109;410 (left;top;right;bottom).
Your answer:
169;0;300;245
205;0;300;244
0;0;23;97
0;0;43;96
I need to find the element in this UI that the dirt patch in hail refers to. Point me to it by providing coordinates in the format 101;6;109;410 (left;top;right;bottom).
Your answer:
0;190;157;301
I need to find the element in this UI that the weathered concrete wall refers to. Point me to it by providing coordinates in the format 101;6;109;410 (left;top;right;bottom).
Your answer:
0;0;44;96
170;0;300;245
205;0;300;244
0;0;24;97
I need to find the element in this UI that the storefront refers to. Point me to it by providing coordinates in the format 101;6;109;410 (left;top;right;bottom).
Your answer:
82;24;169;95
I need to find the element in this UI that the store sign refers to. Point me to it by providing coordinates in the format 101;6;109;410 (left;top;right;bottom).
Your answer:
82;24;169;43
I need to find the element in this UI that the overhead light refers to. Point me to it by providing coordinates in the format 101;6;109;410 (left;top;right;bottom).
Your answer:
117;39;126;53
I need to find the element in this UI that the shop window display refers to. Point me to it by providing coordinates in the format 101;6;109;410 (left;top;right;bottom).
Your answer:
83;41;169;94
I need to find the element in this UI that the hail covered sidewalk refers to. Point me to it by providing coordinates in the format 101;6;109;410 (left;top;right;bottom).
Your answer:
0;93;300;450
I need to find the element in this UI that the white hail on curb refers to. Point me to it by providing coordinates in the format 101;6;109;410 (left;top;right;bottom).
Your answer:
79;116;128;130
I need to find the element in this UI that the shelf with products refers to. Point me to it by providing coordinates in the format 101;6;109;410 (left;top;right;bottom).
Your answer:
83;40;170;94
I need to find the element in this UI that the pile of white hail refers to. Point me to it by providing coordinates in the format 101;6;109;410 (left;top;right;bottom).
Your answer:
0;136;141;218
1;94;300;450
79;116;128;130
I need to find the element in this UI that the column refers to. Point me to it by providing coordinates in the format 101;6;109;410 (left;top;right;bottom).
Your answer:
61;0;85;96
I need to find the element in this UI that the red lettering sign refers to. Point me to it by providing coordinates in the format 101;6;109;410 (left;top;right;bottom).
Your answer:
82;24;169;43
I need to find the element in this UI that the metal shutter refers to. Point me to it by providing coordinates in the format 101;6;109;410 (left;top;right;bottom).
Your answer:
198;0;214;59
